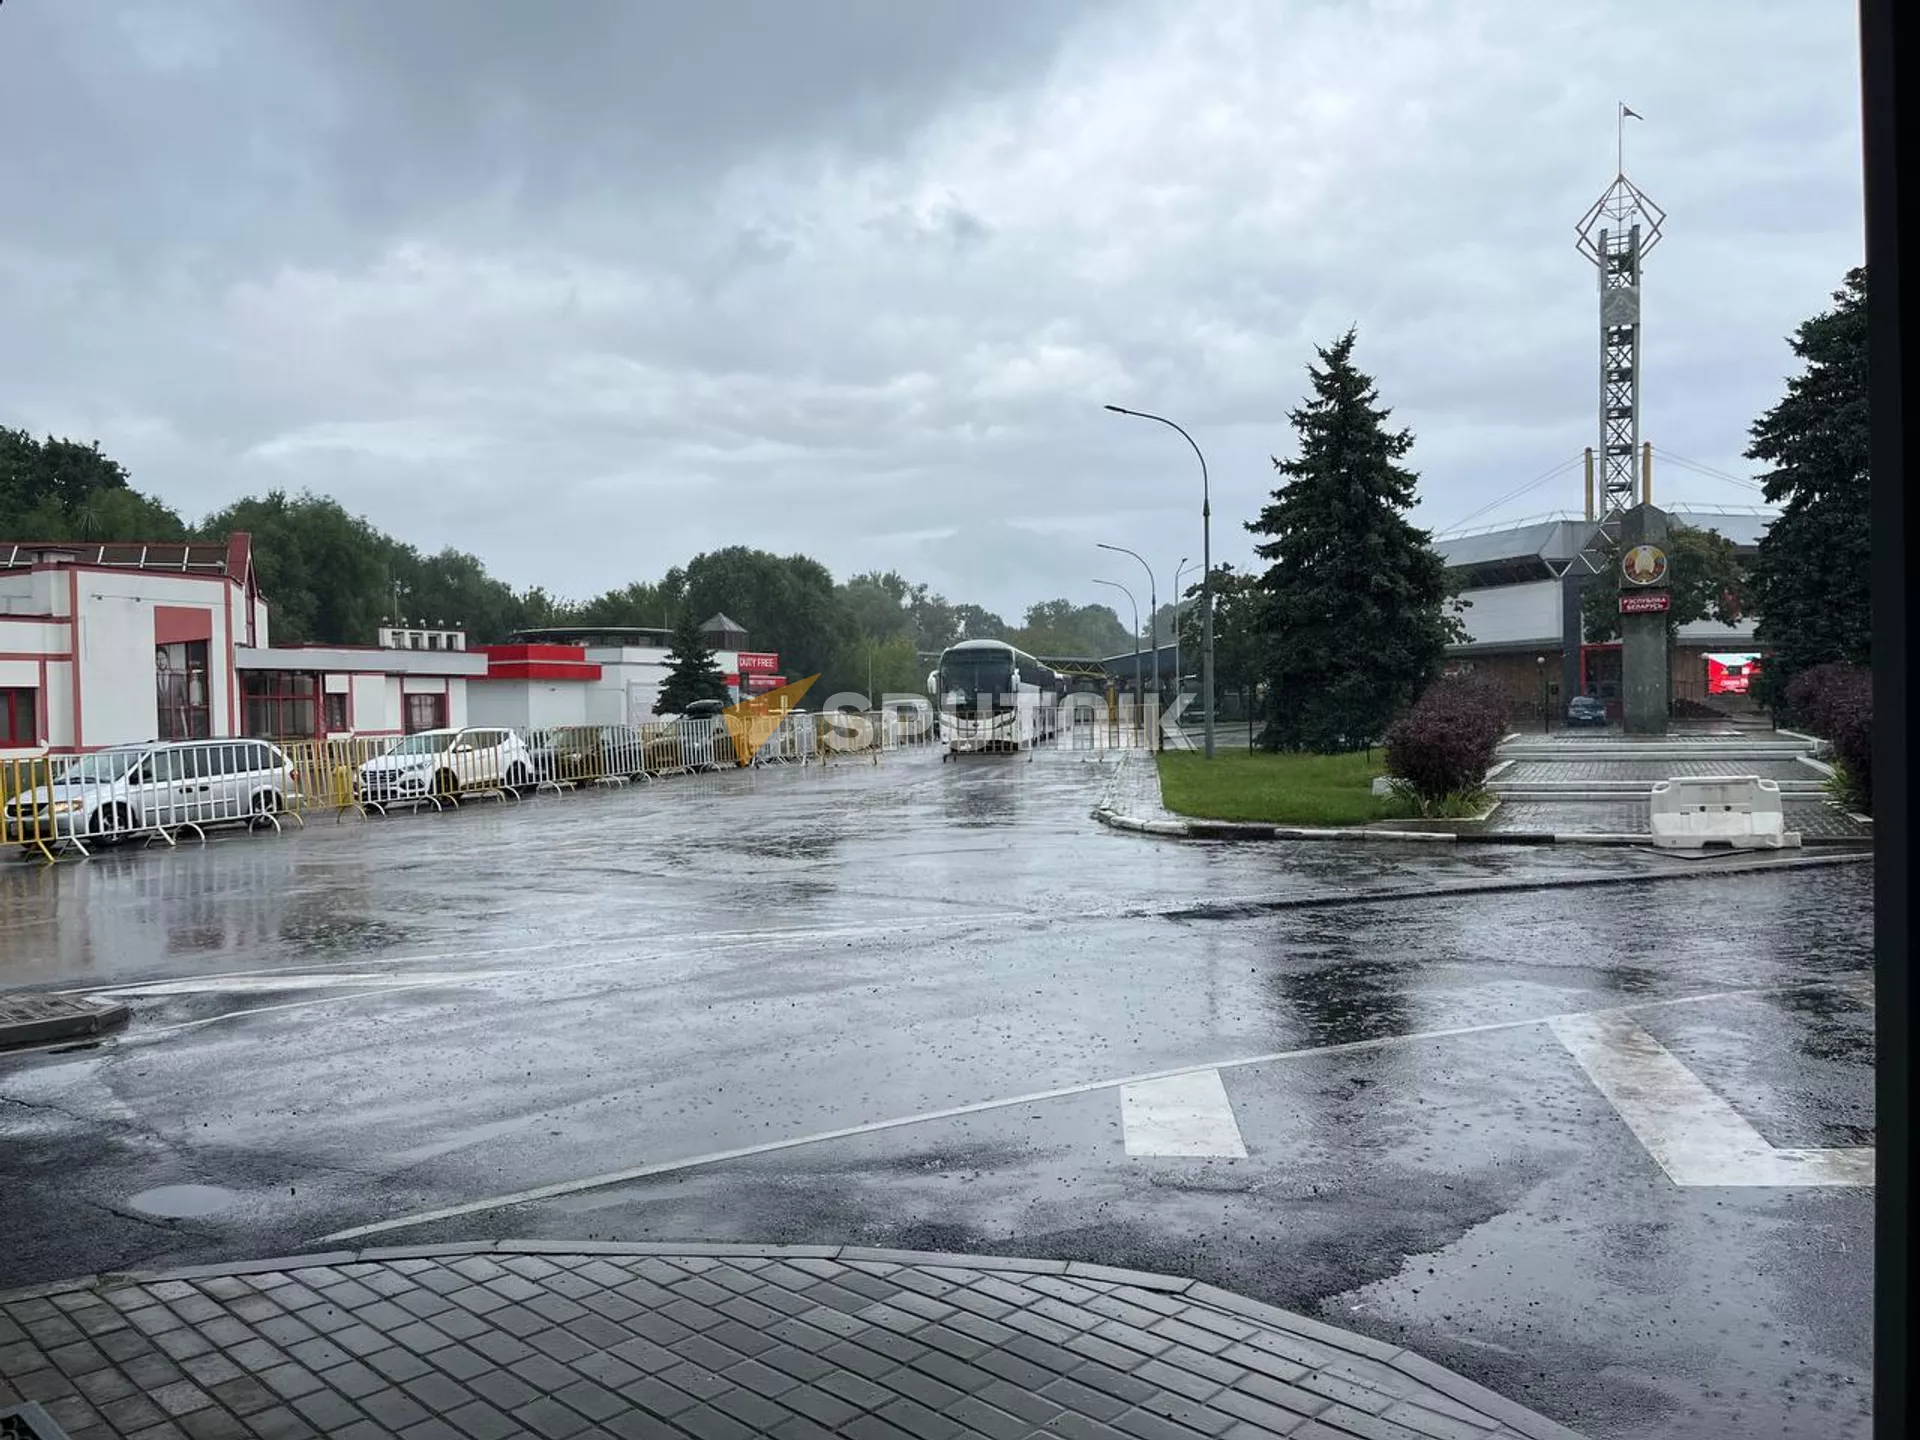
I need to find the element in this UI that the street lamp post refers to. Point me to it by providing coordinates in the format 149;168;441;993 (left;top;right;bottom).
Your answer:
1093;578;1142;741
1105;405;1213;758
1171;556;1191;716
1096;542;1158;743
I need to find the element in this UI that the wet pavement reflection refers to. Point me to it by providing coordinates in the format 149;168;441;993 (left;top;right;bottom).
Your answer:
0;746;1875;1439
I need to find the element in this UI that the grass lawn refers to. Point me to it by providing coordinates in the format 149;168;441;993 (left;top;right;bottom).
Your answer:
1154;748;1414;826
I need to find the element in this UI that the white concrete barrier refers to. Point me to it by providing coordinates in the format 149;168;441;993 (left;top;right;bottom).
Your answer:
1649;775;1800;849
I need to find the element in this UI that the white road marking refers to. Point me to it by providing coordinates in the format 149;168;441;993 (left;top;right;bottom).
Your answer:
319;978;1869;1242
1122;1070;1248;1157
102;973;491;997
1550;1011;1874;1187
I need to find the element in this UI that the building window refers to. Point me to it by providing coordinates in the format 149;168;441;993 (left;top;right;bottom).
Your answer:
242;671;319;740
324;691;349;733
405;692;447;733
1;688;36;747
156;641;212;741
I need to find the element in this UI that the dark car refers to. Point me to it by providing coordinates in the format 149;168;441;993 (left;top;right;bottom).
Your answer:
1566;694;1610;727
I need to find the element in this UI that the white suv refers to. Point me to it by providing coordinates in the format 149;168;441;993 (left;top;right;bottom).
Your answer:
354;727;533;804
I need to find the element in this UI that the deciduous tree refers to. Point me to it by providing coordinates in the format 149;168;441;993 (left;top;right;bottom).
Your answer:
1578;524;1746;644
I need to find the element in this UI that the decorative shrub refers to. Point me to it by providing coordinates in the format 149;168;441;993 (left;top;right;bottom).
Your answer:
1383;674;1509;811
1783;663;1872;812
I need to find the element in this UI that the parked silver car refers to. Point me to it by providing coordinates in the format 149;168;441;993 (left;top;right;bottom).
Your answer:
4;738;299;844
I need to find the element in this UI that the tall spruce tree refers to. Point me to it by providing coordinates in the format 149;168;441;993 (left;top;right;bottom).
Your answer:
1744;267;1869;715
1248;329;1456;751
657;609;730;713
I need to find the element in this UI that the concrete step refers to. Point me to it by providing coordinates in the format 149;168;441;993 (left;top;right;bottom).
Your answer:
1497;745;1814;763
1490;780;1828;796
1491;787;1828;802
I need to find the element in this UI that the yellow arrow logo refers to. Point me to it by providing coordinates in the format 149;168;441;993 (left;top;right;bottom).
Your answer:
722;675;819;764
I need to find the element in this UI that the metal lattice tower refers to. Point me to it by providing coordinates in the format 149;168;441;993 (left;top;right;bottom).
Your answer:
1575;172;1665;534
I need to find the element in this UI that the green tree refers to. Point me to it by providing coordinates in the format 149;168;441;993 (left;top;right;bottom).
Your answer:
195;490;393;645
839;633;927;701
907;587;959;650
566;579;681;631
1;427;189;540
838;571;917;642
393;546;540;644
1744;267;1870;714
1248;329;1455;751
1177;564;1265;715
950;603;1009;642
1578;524;1747;644
657;608;730;713
1014;599;1131;657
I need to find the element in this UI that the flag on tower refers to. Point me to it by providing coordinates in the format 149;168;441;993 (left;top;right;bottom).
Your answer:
1622;104;1643;121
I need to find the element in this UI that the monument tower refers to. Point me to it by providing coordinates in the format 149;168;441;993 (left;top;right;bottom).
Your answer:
1573;106;1672;735
1576;106;1665;527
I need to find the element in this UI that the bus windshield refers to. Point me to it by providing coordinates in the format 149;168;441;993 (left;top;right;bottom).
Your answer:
938;650;1012;703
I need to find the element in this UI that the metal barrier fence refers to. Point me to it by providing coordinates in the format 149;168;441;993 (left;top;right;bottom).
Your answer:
4;709;943;860
2;738;308;859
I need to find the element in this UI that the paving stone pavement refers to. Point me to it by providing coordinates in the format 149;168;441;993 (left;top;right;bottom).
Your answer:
1474;798;1870;840
1097;751;1178;826
1490;759;1817;784
0;1244;1585;1440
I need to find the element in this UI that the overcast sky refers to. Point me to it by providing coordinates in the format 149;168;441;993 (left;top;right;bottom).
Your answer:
0;1;1862;622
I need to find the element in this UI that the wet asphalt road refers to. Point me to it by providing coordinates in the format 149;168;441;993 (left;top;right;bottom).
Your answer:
0;746;1875;1439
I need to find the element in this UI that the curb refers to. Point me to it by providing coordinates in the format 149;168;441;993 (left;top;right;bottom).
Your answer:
1096;807;1456;843
1096;807;1870;851
0;1240;1586;1440
0;996;129;1051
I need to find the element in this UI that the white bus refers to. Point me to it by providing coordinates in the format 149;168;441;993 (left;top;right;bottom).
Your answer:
927;639;1064;755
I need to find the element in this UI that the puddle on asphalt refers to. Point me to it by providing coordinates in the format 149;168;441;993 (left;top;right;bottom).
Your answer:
126;1184;241;1219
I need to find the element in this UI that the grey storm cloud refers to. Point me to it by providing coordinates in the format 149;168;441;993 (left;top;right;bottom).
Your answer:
0;0;1864;621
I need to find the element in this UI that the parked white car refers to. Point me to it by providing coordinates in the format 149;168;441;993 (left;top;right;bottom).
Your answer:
354;727;534;804
4;738;298;844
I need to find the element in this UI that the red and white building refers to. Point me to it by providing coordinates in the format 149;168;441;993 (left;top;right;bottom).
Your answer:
489;620;775;725
235;623;487;742
1;537;483;757
3;538;271;757
2;539;779;757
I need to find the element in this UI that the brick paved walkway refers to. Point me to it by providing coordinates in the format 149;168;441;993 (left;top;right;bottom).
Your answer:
0;1244;1583;1440
1491;759;1816;785
1098;752;1179;828
1475;799;1869;840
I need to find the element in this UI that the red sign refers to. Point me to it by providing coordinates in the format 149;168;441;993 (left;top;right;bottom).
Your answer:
745;674;786;694
1619;592;1672;614
1706;653;1762;695
736;651;779;674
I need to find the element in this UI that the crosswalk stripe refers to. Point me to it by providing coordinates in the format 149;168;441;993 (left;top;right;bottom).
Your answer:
1550;1011;1873;1186
1121;1069;1248;1158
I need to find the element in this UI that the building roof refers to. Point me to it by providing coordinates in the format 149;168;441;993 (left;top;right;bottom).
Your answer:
1;534;255;583
510;625;674;646
701;612;747;638
236;643;489;678
1433;506;1778;569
